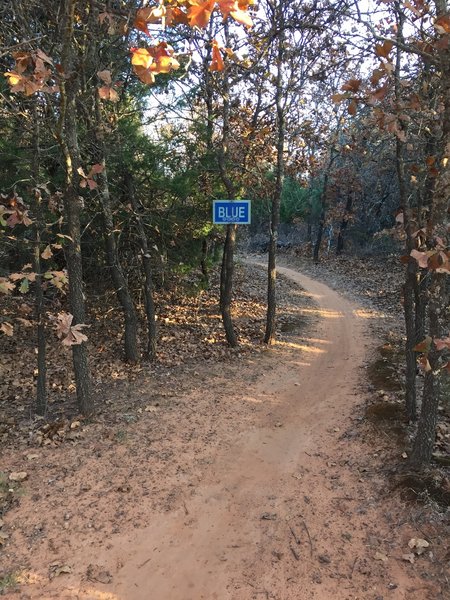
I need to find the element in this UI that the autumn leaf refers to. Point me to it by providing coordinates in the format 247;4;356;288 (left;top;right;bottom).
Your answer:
418;355;432;372
41;245;53;260
97;70;112;84
0;278;15;294
331;92;351;103
434;15;450;34
410;249;429;268
134;5;167;33
341;78;361;92
131;48;154;70
98;86;119;102
218;0;253;27
375;40;394;58
348;99;357;116
209;40;225;72
434;337;450;351
0;322;14;336
414;336;432;352
188;0;216;29
53;312;90;346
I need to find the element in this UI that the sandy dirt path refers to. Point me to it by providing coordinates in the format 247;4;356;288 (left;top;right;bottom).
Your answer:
11;263;432;600
76;265;375;600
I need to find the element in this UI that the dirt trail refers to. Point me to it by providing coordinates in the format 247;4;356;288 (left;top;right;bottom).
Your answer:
10;264;432;600
76;265;371;600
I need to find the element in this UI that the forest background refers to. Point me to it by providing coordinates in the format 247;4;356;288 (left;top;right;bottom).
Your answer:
0;0;449;473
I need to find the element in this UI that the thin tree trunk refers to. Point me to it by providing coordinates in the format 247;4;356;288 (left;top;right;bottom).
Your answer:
313;178;328;264
93;98;139;363
264;6;285;345
220;224;238;347
57;0;93;416
217;22;238;347
336;194;352;255
200;237;209;286
394;2;417;421
32;103;47;416
127;172;157;360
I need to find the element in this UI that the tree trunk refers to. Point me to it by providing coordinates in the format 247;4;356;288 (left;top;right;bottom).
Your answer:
57;0;93;416
410;274;448;465
220;224;238;347
200;237;210;286
33;190;47;416
394;3;416;421
411;3;450;465
336;194;352;255
93;98;139;363
217;22;238;347
126;172;157;360
264;6;285;345
313;198;326;264
32;104;47;416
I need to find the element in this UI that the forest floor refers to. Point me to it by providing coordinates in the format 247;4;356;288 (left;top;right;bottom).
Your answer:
0;253;449;599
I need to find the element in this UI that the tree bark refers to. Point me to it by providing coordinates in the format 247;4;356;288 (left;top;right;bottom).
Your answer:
126;172;157;360
32;103;47;416
411;0;450;464
336;194;352;255
57;0;93;416
93;97;139;363
217;22;238;347
394;2;417;421
220;224;238;347
264;3;285;345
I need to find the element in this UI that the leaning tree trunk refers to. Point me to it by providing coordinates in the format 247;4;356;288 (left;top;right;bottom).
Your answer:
57;0;93;416
93;98;139;363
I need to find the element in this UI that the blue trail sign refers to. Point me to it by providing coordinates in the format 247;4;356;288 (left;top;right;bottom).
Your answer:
213;200;251;225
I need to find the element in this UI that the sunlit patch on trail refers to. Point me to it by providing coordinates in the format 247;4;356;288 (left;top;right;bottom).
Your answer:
352;308;387;319
297;307;344;319
276;341;327;354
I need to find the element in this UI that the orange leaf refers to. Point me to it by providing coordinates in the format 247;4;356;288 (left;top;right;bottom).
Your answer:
434;15;450;34
188;0;216;29
133;66;156;85
166;7;189;26
98;86;119;102
209;40;225;72
131;48;154;70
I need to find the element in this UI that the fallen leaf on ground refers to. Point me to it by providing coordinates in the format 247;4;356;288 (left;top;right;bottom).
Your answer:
374;551;388;562
9;471;28;482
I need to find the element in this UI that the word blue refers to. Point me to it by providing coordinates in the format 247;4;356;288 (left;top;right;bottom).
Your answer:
213;200;251;224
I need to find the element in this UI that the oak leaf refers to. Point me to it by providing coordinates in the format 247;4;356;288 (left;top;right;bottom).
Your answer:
0;322;13;336
188;0;216;29
209;40;225;72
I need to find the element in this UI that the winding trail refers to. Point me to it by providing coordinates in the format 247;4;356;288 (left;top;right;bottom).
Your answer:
84;264;371;600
